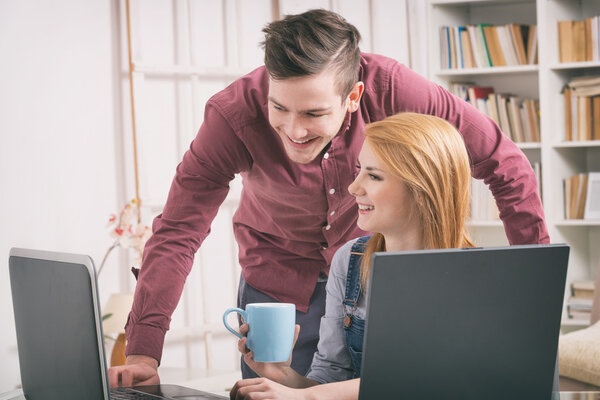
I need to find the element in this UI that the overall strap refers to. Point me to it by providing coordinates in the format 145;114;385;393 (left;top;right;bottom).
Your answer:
343;235;371;309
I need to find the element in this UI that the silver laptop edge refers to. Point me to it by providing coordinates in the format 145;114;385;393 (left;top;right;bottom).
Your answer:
9;248;110;400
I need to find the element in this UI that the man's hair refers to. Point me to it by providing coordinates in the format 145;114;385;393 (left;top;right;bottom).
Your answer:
261;9;362;99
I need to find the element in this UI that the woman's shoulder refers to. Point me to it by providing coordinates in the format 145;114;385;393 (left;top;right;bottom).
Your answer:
330;236;371;277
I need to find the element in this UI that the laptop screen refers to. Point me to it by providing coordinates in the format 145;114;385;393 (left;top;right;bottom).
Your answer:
9;249;108;400
358;244;568;400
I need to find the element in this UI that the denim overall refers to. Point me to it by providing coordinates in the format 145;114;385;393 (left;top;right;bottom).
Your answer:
342;235;371;378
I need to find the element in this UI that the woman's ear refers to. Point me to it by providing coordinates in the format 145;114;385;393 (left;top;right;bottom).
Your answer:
346;81;364;113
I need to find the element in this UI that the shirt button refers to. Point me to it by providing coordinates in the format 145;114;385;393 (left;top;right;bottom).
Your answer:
330;210;336;216
323;152;330;159
325;225;331;230
322;246;328;250
329;188;335;195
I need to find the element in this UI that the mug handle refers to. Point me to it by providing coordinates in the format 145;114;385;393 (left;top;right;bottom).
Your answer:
222;307;247;339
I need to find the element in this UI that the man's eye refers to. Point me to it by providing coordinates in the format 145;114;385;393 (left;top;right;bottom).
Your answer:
273;105;284;111
307;113;324;118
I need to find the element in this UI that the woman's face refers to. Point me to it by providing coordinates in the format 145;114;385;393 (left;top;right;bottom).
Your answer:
348;141;419;241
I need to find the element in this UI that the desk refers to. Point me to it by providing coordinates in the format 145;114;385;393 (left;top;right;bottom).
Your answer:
0;388;229;399
3;389;600;399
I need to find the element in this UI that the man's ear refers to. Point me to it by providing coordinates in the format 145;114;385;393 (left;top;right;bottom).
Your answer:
346;81;364;113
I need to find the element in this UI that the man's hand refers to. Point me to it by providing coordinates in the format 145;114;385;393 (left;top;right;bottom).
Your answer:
108;354;160;388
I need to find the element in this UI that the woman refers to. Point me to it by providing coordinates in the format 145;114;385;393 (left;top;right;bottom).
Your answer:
230;112;474;399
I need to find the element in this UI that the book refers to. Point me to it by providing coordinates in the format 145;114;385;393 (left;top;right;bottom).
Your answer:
460;29;476;69
449;26;457;69
527;24;537;64
558;20;574;62
440;27;450;69
563;86;573;141
584;172;600;220
483;25;506;66
567;295;593;320
467;25;484;68
497;25;519;66
509;24;528;65
571;280;595;299
593;96;600;140
467;86;494;105
509;97;524;142
586;17;594;61
487;93;500;127
477;24;493;67
573;20;587;62
575;173;589;219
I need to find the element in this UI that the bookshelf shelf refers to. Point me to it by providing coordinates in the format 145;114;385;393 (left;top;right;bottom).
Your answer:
517;142;541;150
431;0;531;6
553;141;600;149
561;318;590;327
436;65;538;77
550;61;600;71
429;0;600;319
555;220;600;227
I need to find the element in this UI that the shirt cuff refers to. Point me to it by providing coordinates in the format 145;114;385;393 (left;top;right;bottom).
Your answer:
124;322;166;365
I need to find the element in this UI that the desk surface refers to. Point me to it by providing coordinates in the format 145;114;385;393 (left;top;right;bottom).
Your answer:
3;389;600;399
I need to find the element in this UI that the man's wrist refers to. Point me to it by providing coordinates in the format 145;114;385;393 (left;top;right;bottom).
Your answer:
125;354;159;369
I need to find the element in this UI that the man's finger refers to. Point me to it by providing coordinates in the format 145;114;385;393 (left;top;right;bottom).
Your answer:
119;368;133;386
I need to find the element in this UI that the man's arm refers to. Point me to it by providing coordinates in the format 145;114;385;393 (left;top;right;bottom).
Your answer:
109;102;252;386
389;62;549;244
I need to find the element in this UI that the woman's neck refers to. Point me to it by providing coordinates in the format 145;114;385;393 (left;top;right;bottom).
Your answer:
383;229;423;252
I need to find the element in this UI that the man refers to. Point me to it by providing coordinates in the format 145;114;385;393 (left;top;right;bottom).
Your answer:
109;9;548;387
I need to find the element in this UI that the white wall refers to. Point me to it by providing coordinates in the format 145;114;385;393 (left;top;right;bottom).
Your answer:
0;0;122;392
0;0;428;392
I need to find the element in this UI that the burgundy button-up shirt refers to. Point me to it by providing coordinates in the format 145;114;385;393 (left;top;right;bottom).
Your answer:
125;53;549;362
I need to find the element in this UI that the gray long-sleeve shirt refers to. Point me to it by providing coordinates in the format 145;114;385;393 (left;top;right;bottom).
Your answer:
306;239;368;383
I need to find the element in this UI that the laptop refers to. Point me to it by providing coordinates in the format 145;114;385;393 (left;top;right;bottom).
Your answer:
9;248;228;400
358;244;569;400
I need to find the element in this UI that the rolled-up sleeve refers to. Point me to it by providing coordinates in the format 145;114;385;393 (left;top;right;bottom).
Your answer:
306;241;356;383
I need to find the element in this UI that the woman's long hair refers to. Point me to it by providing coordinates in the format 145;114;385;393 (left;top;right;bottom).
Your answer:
359;112;474;289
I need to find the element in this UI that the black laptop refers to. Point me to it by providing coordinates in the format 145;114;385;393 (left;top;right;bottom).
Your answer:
9;248;227;400
358;244;569;400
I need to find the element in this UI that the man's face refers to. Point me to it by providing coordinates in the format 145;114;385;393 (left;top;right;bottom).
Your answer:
267;70;358;164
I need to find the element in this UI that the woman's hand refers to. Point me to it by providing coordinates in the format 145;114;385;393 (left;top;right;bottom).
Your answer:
229;377;307;400
237;323;301;383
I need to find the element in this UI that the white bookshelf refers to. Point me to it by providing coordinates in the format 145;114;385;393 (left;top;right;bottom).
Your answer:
428;0;600;324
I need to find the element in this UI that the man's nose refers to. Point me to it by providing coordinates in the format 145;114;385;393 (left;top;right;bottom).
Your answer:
286;114;307;139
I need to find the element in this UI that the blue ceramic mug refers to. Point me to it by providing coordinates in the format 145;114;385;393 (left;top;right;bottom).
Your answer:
223;303;296;362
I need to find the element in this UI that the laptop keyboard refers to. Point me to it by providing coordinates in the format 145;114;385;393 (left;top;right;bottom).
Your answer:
110;387;163;399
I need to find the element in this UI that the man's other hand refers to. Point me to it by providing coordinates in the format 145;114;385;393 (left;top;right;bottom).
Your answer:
108;354;160;388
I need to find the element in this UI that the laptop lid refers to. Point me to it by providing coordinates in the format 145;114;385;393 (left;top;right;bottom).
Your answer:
9;248;229;400
9;248;109;400
358;244;569;400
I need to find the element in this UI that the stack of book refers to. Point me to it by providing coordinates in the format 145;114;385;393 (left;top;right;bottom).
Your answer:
440;24;537;69
567;281;595;322
557;16;600;63
563;75;600;141
449;84;540;143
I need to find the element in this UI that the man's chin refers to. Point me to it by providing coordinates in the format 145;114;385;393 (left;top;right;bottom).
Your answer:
285;148;319;164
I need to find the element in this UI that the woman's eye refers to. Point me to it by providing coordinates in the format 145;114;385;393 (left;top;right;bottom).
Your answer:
369;174;381;181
